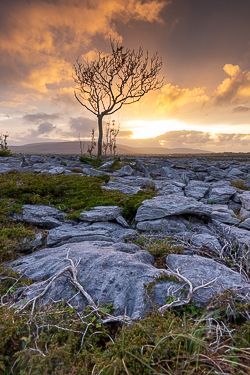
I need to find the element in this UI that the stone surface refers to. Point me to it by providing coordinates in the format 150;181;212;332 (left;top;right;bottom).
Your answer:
14;204;66;229
185;180;210;200
8;242;179;319
166;254;250;306
135;195;212;222
79;206;122;222
207;182;237;204
113;165;134;177
137;216;188;234
157;183;184;196
102;181;141;195
46;222;136;247
190;233;222;252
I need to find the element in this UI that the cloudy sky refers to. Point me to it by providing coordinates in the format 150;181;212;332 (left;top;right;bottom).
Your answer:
1;0;250;151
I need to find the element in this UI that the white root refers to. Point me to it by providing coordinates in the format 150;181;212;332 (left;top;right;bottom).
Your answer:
158;268;219;314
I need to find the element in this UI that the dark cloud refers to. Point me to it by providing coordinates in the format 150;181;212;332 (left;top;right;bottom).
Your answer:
27;122;56;137
232;105;250;113
69;117;97;135
23;113;61;124
37;122;56;134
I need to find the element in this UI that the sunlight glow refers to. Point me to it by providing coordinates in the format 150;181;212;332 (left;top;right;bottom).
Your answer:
123;120;250;139
124;120;188;139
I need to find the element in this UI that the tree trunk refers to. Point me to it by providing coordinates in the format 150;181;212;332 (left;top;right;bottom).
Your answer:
97;115;103;159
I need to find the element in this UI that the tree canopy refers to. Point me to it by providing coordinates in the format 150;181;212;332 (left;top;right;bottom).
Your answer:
73;40;163;158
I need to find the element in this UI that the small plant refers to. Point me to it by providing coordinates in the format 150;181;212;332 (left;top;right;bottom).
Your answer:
78;133;84;156
0;132;12;157
79;156;103;167
102;119;120;158
87;128;96;157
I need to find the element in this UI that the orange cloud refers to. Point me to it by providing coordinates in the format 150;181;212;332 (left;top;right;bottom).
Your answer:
0;0;167;90
213;64;250;105
153;83;209;113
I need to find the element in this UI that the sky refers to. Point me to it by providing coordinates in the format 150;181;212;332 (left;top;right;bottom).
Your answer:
1;0;250;152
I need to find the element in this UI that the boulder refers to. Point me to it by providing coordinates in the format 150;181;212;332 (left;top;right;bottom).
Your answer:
166;254;250;307
82;168;107;177
239;218;250;231
207;182;236;204
190;233;222;252
46;222;136;247
157;183;184;196
102;182;141;195
8;242;180;319
113;165;134;177
79;206;122;222
210;205;240;225
14;204;66;229
137;216;188;233
185;180;210;200
135;195;212;222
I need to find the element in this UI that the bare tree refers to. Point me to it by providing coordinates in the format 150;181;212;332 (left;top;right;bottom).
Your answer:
73;40;163;158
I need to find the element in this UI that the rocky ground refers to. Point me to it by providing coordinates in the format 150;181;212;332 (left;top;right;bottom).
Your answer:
1;152;250;320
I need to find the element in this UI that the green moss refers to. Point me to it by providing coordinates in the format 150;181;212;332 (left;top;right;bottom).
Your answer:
0;149;12;157
79;156;103;167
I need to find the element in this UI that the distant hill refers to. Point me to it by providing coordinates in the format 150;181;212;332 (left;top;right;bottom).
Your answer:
9;141;211;155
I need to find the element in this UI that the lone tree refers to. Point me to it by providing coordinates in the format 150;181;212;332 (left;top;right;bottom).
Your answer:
73;40;163;158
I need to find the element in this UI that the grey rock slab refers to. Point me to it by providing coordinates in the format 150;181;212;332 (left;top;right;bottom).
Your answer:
79;206;122;222
208;183;237;204
113;176;155;189
137;216;188;234
15;204;66;229
191;233;222;252
0;164;15;174
116;215;130;228
8;242;180;319
157;184;184;196
239;218;250;231
185;180;210;201
160;166;181;180
47;167;66;175
46;221;135;247
227;167;244;179
210;205;241;225
102;182;141;195
166;254;250;307
113;165;134;177
82;168;107;176
239;207;250;219
240;191;250;210
135;195;213;222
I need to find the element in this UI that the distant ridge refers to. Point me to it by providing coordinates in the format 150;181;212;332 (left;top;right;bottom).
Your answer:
9;141;211;155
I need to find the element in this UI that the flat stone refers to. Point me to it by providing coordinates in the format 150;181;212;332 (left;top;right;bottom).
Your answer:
157;184;184;196
14;204;66;229
166;254;250;307
135;195;212;222
8;242;180;319
102;182;141;195
208;182;236;204
46;222;136;247
191;233;222;252
185;180;210;200
239;218;250;231
240;191;250;210
79;206;122;222
82;168;107;176
113;165;134;177
137;216;188;234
